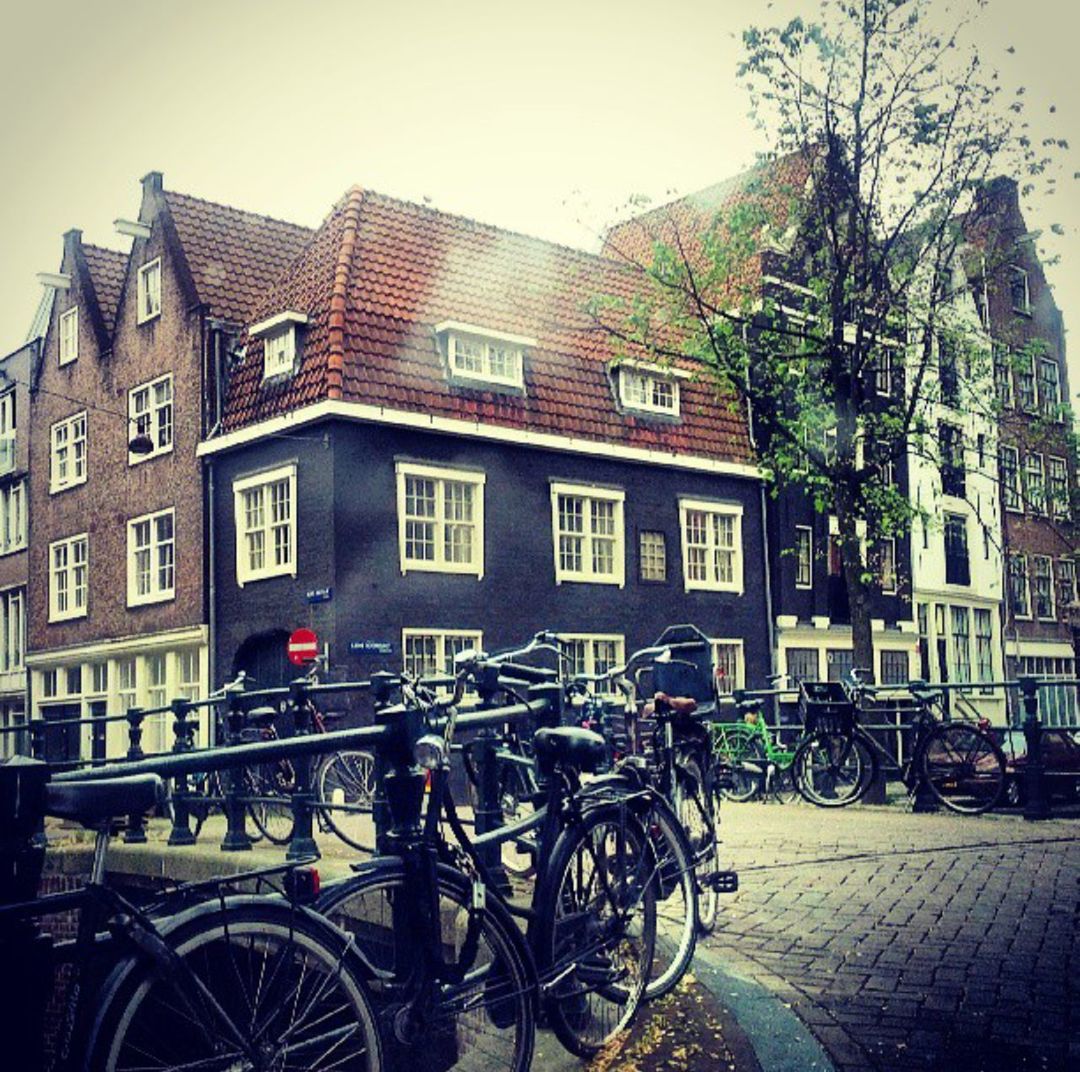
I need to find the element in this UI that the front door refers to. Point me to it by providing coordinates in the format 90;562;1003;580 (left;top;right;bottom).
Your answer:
42;703;82;767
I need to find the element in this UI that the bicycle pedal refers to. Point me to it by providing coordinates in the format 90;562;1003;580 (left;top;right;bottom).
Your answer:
707;870;739;894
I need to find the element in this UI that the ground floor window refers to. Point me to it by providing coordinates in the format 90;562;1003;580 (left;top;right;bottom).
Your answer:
402;629;483;683
0;701;26;758
1015;655;1078;727
880;650;909;686
558;634;625;692
712;640;745;695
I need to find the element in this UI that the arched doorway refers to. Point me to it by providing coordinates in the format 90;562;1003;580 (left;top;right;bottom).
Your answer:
231;629;294;690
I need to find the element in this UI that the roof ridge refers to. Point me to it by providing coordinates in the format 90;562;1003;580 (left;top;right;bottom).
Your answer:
165;188;314;234
326;187;366;400
82;241;127;256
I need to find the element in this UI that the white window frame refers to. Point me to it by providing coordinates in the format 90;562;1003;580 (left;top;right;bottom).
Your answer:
617;362;687;417
679;498;743;594
639;530;667;582
1048;455;1069;519
550;482;625;587
1032;555;1056;621
879;536;898;595
1000;445;1021;513
233;464;297;586
712;638;745;695
1024;453;1046;515
0;390;14;476
263;326;297;379
1016;352;1037;412
1038;358;1062;419
1009;554;1031;620
1057;559;1077;610
59;306;79;365
558;633;626;693
436;322;532;390
0;587;24;674
137;258;162;324
396;462;486;578
1009;264;1030;315
402;629;483;685
795;525;813;589
126;508;176;607
50;412;87;493
873;350;893;397
992;342;1013;408
49;533;88;622
0;481;26;556
128;373;174;464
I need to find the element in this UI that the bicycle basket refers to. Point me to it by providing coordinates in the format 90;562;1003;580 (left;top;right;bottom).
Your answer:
652;624;715;705
798;681;856;735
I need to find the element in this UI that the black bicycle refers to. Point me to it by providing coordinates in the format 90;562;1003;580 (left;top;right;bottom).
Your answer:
0;758;383;1072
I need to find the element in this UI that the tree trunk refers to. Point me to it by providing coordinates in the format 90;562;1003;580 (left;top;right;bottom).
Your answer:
836;501;875;682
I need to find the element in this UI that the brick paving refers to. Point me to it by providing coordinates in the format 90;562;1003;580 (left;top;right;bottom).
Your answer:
709;802;1080;1072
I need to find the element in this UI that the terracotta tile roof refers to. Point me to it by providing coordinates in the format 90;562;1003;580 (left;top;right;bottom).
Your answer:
164;191;313;324
82;243;128;333
219;187;756;466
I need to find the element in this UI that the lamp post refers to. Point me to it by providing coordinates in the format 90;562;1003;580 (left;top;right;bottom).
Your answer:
1018;675;1051;821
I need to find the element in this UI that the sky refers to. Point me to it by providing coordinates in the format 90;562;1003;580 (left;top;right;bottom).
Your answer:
1;0;1078;380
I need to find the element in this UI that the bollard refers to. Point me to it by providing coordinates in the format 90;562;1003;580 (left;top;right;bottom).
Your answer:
285;681;320;861
1018;676;1051;821
167;699;197;846
220;692;253;851
472;728;511;896
123;708;148;844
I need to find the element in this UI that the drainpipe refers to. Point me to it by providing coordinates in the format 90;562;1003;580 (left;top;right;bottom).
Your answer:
207;456;217;742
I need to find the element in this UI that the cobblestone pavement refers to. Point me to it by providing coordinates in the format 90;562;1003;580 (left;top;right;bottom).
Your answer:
708;802;1080;1072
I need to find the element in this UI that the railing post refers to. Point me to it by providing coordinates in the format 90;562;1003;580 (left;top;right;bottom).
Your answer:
370;672;396;853
123;708;148;843
29;721;46;762
167;699;197;846
1018;676;1051;821
285;680;320;861
220;692;253;851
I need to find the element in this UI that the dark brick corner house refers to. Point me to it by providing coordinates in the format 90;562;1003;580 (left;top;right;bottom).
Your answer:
199;186;772;695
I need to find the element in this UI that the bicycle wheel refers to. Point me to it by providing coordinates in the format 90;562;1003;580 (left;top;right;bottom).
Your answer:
793;731;876;808
320;860;535;1072
535;803;657;1057
318;750;376;851
87;899;382;1072
673;758;721;934
768;760;801;804
464;749;539;879
246;763;296;845
719;736;765;803
921;723;1006;815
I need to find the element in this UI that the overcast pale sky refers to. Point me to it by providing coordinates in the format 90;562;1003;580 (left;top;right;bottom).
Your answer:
2;0;1077;382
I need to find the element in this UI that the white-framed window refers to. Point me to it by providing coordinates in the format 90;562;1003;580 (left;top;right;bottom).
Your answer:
1024;453;1045;515
396;462;486;578
127;508;175;606
1057;559;1077;610
973;608;994;684
144;653;169;752
1000;445;1021;512
1016;352;1037;412
1033;556;1055;620
551;482;625;586
128;374;173;463
1038;358;1062;418
233;464;297;585
1009;264;1030;315
0;481;25;556
176;650;202;703
117;657;138;711
437;322;531;390
263;326;297;379
878;537;898;594
618;364;683;416
1009;554;1030;619
712;639;745;695
50;412;87;493
949;606;972;684
880;649;910;687
560;633;625;691
679;499;743;593
1048;456;1069;518
0;390;14;476
992;342;1013;408
639;530;667;582
88;662;108;695
786;647;820;687
795;526;813;589
402;629;483;681
873;350;893;396
59;307;79;365
0;588;24;674
137;258;162;323
49;533;88;622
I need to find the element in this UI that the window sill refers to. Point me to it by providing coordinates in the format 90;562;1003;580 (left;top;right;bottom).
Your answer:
684;581;744;595
400;560;484;579
137;310;162;326
237;566;297;588
49;479;87;495
0;543;27;558
48;609;87;624
128;444;174;467
555;573;623;587
58;355;77;368
128;591;176;609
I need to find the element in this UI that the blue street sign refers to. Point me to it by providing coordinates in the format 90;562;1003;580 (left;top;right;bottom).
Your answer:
349;641;393;655
306;587;332;603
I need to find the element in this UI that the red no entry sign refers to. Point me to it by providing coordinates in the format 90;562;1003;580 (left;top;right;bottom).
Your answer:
287;627;319;666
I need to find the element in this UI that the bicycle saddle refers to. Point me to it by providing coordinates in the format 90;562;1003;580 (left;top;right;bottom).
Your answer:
736;697;765;714
533;726;607;775
646;692;698;717
245;706;279;727
46;775;166;828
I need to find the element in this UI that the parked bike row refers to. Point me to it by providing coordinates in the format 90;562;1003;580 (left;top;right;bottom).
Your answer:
2;623;1074;1070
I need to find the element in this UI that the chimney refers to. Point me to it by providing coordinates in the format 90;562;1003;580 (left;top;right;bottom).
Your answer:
974;175;1019;216
62;228;82;268
141;171;164;196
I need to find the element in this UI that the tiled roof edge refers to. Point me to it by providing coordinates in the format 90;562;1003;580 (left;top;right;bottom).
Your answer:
327;187;365;401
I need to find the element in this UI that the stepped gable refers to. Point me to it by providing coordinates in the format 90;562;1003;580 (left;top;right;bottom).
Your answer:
220;187;754;466
164;191;313;324
82;244;127;333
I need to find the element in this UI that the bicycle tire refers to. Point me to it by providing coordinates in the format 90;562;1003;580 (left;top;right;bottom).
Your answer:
793;730;877;808
673;758;721;934
718;735;765;803
534;802;657;1057
319;859;535;1072
246;763;296;845
85;897;383;1072
464;745;540;878
768;760;801;805
921;723;1006;815
318;749;376;851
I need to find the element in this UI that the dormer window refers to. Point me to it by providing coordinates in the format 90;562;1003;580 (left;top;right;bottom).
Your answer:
436;321;532;390
137;259;161;323
615;361;687;417
249;311;309;381
1009;265;1030;315
59;307;79;365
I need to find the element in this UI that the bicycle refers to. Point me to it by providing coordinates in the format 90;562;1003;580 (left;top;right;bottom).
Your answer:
317;652;659;1066
792;672;1007;814
0;758;383;1072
